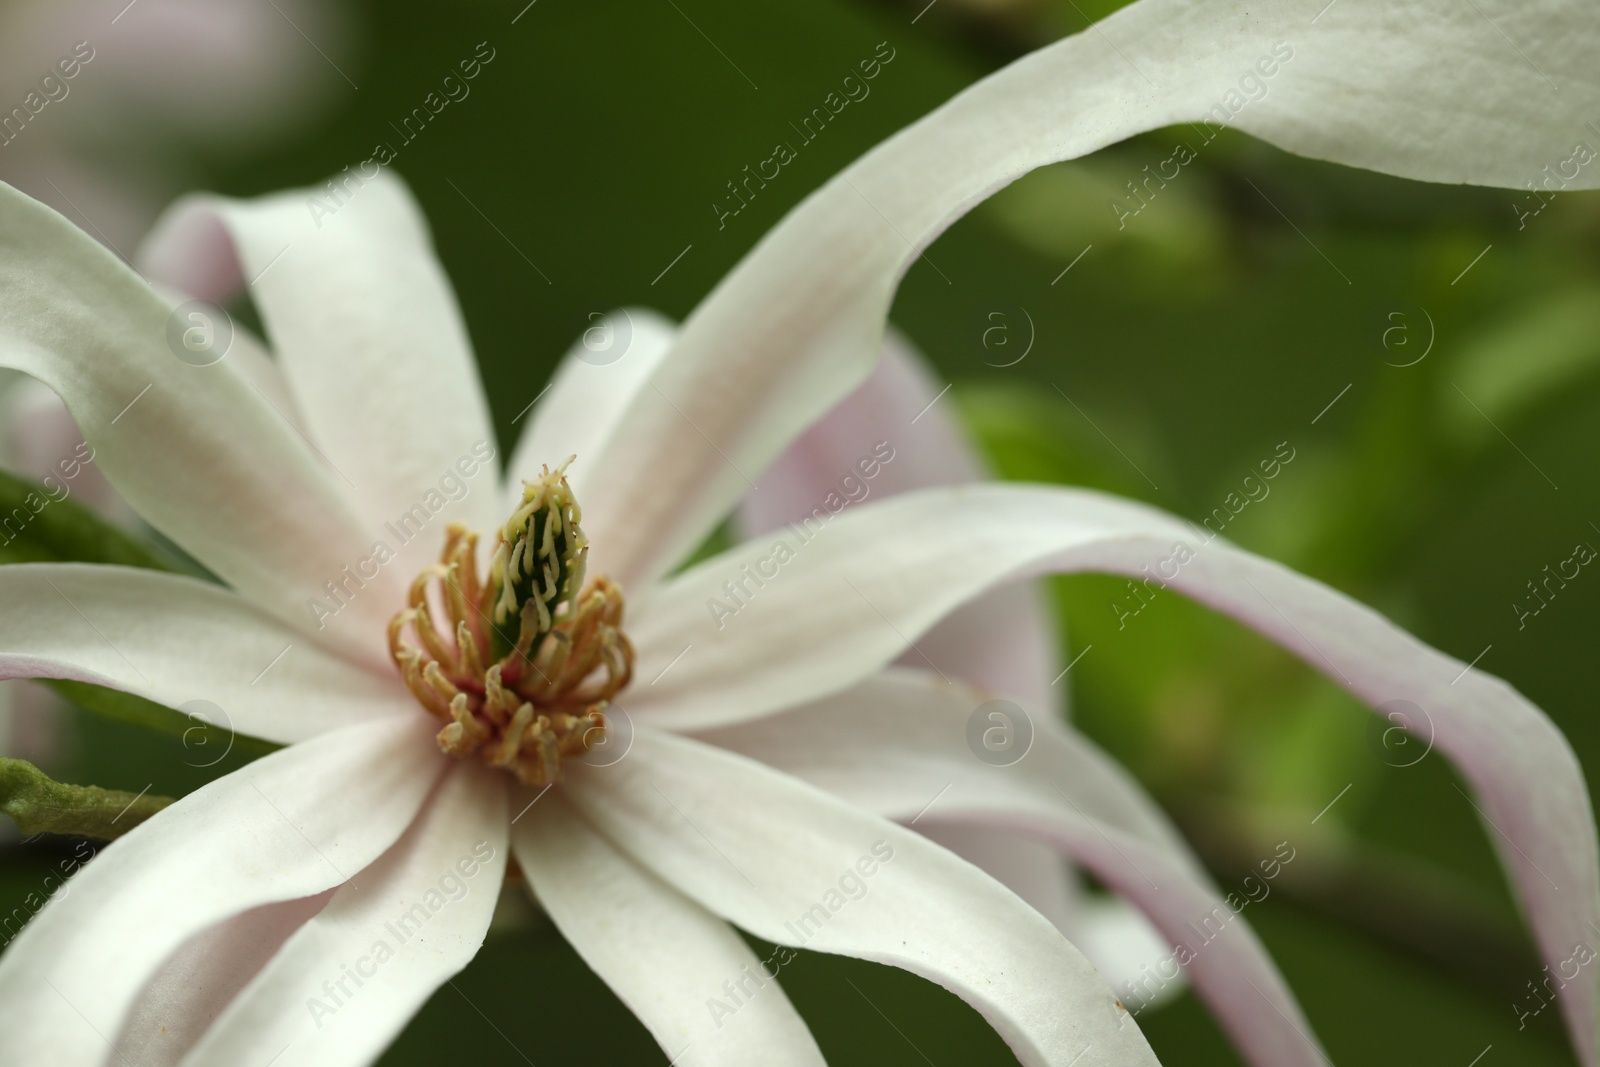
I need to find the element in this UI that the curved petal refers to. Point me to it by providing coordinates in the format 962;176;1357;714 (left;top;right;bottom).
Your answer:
0;714;444;1066
113;893;335;1067
507;307;677;514
138;170;504;560
0;564;407;744
577;0;1600;591
737;330;1062;717
178;764;508;1067
915;820;1179;1010
637;483;1600;1063
565;728;1162;1067
915;821;1083;934
702;668;1321;1067
0;181;389;661
515;788;825;1067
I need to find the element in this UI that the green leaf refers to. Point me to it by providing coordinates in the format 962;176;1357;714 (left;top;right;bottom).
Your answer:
43;679;280;758
0;467;176;571
0;757;174;840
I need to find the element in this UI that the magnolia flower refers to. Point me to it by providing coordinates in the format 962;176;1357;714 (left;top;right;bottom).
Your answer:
0;0;355;252
0;3;1596;1067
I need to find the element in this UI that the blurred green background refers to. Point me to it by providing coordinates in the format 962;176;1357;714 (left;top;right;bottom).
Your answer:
5;0;1600;1063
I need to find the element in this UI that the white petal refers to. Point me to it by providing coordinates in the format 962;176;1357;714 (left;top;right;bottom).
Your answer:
914;820;1178;1009
515;788;825;1067
113;894;335;1067
576;1;1600;590
138;170;504;565
178;764;508;1067
915;821;1083;934
702;668;1321;1067
0;714;444;1066
639;483;1600;1063
0;564;406;744
737;331;1062;716
566;728;1162;1067
505;307;677;515
0;181;391;660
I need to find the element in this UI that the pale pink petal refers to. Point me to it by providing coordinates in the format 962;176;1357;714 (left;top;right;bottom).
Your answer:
737;330;1061;717
138;169;504;572
914;822;1082;937
636;483;1599;1063
506;308;677;515
703;668;1319;1066
0;1;355;141
0;376;126;521
113;893;335;1067
575;2;1600;592
515;788;825;1066
915;820;1179;1008
0;181;390;664
178;765;508;1067
566;728;1163;1067
0;564;406;744
0;715;444;1065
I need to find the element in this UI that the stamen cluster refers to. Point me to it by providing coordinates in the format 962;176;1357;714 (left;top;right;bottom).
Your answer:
388;463;633;785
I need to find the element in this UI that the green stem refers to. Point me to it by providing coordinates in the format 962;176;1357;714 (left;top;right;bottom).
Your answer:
0;758;174;840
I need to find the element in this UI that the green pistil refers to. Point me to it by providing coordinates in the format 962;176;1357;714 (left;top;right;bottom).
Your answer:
490;459;587;662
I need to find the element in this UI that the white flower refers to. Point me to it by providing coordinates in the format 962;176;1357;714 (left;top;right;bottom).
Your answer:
0;2;1595;1066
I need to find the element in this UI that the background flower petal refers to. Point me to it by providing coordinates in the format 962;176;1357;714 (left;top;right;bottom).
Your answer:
737;330;1062;718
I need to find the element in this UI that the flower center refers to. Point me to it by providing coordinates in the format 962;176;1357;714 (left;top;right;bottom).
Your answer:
388;460;634;785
